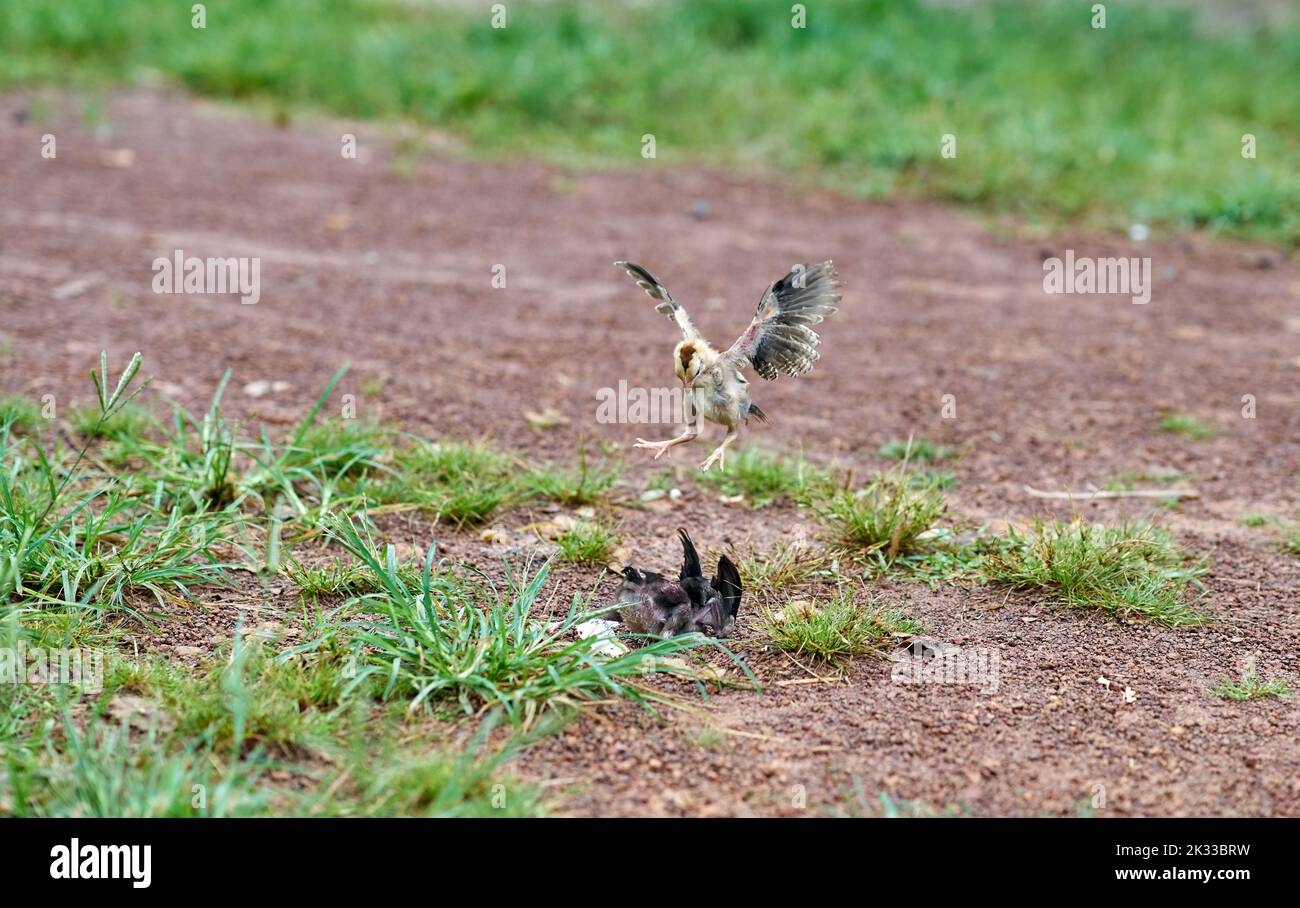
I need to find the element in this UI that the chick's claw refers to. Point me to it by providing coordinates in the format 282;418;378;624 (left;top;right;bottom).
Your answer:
699;446;726;472
634;438;674;460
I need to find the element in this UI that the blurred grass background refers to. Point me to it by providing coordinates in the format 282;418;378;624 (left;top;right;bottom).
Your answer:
2;0;1297;243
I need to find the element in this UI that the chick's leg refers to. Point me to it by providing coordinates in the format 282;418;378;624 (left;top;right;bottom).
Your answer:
635;420;698;461
699;428;738;472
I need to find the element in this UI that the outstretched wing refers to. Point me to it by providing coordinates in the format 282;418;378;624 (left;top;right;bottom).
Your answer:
613;261;698;340
724;261;841;381
712;554;743;622
677;528;703;581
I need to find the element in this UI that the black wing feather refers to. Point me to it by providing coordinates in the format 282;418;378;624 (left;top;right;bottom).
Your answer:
677;528;703;580
727;261;841;381
712;555;743;621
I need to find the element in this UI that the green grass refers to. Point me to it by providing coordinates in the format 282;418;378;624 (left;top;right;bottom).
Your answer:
1;353;624;618
4;1;1295;242
811;472;947;562
763;591;920;664
310;712;549;818
910;470;957;491
297;514;743;728
1284;523;1300;556
85;365;388;523
1104;469;1188;492
1;354;238;612
554;521;619;564
877;438;956;464
104;373;241;512
3;703;542;817
0;395;42;433
70;402;153;441
0;352;730;816
365;439;511;525
1211;670;1290;701
736;541;832;593
285;555;423;600
325;737;546;818
13;498;233;611
4;716;271;818
362;438;619;524
876;530;999;585
1159;412;1218;440
253;418;388;482
162;643;349;753
516;441;619;506
2;640;544;817
982;520;1207;626
697;447;834;508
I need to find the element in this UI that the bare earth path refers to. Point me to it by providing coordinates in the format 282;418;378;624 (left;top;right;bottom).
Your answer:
2;91;1298;816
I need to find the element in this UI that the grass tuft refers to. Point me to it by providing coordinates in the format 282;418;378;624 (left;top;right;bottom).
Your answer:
70;402;154;441
366;439;513;525
554;521;619;564
877;437;955;463
1159;412;1218;440
517;441;619;506
811;472;946;562
874;529;999;585
982;520;1207;626
698;447;834;508
318;713;548;818
1;353;235;612
1212;670;1290;701
298;514;741;727
285;556;423;600
736;541;832;592
763;591;920;664
1284;524;1300;556
0;395;42;434
4;717;270;818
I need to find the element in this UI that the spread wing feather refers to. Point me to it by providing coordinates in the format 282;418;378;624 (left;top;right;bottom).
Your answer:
613;261;698;339
725;261;840;380
677;528;703;581
712;555;743;622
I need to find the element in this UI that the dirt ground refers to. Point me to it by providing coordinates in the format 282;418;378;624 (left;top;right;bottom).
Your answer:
2;90;1298;816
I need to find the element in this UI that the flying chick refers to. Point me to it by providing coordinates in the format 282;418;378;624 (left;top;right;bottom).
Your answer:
608;529;742;638
614;260;841;471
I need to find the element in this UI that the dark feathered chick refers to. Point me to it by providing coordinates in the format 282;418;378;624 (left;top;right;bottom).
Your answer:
613;260;842;471
609;529;743;638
